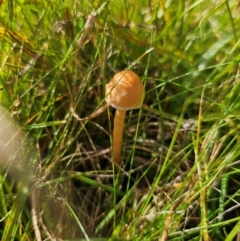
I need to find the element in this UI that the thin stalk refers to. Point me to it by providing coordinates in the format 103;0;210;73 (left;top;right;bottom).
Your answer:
113;109;126;169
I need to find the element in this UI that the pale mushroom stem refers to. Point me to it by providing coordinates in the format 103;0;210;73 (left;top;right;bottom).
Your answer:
113;109;126;170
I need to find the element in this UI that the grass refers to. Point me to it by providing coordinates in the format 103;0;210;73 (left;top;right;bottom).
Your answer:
0;0;240;240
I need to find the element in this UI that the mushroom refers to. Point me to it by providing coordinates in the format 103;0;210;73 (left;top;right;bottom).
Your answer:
105;70;145;170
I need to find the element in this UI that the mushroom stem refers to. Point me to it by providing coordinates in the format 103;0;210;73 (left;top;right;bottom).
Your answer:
113;109;126;169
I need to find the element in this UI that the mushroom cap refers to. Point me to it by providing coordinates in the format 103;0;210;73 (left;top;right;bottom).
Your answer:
105;71;145;110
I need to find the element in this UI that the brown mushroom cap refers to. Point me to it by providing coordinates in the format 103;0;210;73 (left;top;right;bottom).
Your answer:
105;71;145;110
